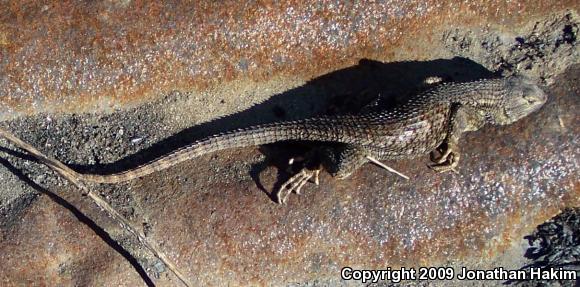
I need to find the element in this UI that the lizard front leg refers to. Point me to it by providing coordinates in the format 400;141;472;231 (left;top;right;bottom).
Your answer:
429;104;487;173
429;138;460;173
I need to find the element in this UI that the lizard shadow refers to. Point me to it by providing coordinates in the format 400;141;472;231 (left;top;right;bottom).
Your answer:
70;57;496;199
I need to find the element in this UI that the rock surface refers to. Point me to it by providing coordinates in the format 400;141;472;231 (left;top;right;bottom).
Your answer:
0;1;578;286
0;1;577;118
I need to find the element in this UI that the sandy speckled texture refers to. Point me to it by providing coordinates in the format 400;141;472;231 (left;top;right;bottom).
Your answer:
0;2;578;287
0;1;577;118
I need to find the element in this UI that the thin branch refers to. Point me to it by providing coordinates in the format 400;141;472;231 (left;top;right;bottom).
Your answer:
0;128;192;287
366;155;410;180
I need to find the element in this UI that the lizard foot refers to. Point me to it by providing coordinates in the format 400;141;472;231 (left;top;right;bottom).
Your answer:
429;143;460;173
276;168;321;204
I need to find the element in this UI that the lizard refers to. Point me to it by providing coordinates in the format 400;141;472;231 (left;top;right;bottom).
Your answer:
41;75;547;204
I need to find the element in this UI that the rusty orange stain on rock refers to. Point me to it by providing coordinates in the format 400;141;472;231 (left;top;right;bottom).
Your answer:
0;1;577;117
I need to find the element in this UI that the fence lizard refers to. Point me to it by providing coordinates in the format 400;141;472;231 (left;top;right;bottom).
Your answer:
59;75;546;203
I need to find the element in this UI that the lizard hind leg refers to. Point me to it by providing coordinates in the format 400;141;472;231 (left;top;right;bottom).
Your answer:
275;145;369;204
329;145;370;179
276;145;368;203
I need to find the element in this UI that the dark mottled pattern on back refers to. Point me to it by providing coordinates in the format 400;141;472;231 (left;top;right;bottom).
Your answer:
81;76;546;183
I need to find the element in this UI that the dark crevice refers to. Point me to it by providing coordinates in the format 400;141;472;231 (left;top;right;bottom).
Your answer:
505;207;580;286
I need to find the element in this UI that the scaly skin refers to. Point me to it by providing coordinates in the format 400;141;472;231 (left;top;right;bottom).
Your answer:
69;76;546;202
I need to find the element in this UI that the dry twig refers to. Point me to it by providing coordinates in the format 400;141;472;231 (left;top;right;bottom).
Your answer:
0;128;192;287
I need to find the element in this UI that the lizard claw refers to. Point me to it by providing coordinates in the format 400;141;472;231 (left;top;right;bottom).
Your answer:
313;169;320;185
276;168;321;204
429;143;460;173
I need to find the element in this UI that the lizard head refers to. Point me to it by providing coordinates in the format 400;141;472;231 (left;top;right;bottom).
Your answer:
490;76;547;125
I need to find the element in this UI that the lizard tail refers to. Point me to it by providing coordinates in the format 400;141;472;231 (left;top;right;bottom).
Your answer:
82;116;369;183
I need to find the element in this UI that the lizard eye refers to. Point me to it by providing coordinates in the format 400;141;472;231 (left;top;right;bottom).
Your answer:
523;95;537;105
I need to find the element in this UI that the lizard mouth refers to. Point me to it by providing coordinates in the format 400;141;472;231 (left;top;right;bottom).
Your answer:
510;101;545;120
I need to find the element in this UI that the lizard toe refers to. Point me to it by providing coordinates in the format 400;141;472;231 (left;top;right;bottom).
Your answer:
428;151;460;173
275;168;321;204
